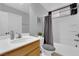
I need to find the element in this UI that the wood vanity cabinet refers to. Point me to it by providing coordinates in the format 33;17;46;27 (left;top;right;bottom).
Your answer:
1;40;40;56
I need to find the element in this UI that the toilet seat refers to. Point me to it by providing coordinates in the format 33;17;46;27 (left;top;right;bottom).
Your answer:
41;45;55;56
39;36;55;56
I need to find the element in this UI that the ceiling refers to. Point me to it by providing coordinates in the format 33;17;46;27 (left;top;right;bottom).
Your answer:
5;3;30;13
40;3;71;11
4;3;71;14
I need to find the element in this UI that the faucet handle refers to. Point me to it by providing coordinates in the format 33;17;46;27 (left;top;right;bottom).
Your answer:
5;32;9;35
74;39;79;42
75;34;79;37
75;44;78;48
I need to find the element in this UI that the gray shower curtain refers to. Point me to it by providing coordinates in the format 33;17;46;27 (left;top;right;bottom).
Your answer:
44;15;54;46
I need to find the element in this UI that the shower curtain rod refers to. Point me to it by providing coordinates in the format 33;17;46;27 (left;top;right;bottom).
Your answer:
48;3;77;14
50;5;69;12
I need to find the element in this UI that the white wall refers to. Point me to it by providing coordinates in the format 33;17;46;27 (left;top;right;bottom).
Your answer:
29;5;38;35
52;19;61;43
37;17;44;33
52;8;79;47
22;14;29;33
29;3;47;35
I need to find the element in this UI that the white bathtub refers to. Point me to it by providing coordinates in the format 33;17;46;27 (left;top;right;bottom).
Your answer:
54;43;79;56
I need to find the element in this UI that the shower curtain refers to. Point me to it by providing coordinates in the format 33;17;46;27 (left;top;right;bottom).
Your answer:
44;15;54;46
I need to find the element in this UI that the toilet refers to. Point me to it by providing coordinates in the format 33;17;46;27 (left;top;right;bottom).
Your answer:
39;36;55;56
41;44;55;56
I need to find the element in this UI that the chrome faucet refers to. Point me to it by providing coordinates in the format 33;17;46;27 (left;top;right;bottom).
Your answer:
16;32;22;38
10;30;15;40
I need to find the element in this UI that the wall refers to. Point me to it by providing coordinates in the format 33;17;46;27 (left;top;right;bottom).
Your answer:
37;17;44;33
29;3;47;35
52;8;79;47
52;19;61;43
22;13;29;33
29;5;37;35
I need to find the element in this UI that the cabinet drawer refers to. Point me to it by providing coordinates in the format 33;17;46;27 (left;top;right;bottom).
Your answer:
3;40;40;56
27;47;40;56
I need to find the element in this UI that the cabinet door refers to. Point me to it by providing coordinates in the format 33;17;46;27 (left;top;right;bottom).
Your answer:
0;11;8;35
27;47;40;56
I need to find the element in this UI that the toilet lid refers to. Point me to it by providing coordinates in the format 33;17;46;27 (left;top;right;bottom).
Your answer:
42;44;55;51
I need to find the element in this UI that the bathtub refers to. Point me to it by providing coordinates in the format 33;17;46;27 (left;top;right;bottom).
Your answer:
40;38;79;56
54;43;79;56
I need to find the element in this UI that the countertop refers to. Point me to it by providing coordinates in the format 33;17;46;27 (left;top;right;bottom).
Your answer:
0;35;40;55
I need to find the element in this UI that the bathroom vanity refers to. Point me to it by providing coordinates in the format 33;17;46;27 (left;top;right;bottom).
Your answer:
0;36;40;56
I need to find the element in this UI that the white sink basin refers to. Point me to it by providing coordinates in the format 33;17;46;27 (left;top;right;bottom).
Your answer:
10;37;33;43
11;38;27;43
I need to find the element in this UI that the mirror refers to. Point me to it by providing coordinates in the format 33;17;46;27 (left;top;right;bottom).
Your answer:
0;4;29;36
